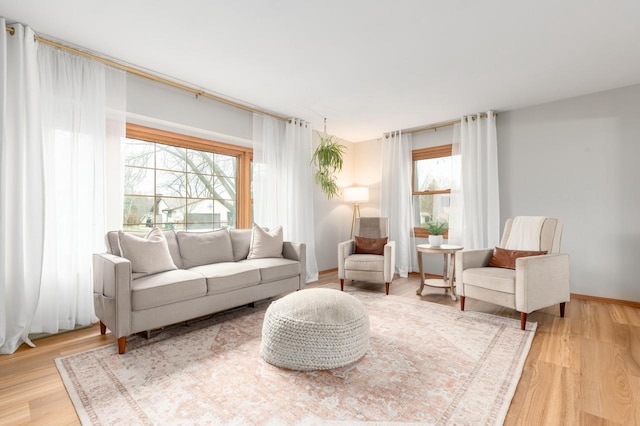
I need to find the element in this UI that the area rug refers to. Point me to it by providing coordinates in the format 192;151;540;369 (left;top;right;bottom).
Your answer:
56;288;536;425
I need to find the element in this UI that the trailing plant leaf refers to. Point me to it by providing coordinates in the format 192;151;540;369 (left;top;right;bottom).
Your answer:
311;134;347;199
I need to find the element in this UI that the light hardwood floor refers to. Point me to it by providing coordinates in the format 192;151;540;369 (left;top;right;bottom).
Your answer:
1;272;639;425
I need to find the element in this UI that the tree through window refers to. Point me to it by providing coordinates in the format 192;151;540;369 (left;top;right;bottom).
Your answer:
123;124;251;232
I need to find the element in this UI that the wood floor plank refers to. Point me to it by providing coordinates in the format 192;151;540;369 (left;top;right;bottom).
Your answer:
582;301;618;344
621;304;640;327
580;411;625;426
581;337;636;424
537;315;581;370
0;272;638;426
505;355;581;426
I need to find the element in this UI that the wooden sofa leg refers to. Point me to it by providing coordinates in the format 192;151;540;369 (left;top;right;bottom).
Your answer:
340;279;344;291
460;296;465;311
385;282;390;295
118;336;126;354
99;321;106;335
560;302;566;318
520;312;527;330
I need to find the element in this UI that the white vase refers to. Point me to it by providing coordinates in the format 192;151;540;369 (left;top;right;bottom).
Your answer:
428;235;443;247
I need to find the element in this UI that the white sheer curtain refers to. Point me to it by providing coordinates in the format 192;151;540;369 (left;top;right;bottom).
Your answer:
381;131;414;277
253;114;319;282
448;112;500;249
0;21;46;354
30;44;126;334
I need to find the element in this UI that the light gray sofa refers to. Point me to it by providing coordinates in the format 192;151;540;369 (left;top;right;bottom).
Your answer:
93;228;306;353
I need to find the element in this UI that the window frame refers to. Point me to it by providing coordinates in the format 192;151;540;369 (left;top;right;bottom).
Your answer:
412;144;452;239
125;123;253;229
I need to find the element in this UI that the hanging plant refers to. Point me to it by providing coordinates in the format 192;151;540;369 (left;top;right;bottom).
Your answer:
311;133;347;199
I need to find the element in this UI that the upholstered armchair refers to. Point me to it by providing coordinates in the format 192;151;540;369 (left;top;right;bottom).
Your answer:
338;217;396;295
455;217;570;329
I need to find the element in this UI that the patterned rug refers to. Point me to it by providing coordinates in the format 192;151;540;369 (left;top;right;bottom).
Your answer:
56;288;536;425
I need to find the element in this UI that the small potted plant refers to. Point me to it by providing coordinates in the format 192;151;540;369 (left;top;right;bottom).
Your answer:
425;220;448;246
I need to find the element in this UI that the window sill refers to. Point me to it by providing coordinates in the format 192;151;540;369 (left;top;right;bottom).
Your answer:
414;227;449;239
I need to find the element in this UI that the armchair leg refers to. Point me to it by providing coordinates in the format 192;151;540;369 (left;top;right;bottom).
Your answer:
99;321;106;335
560;302;566;318
118;336;126;354
520;312;527;330
460;296;465;311
385;282;390;295
340;279;344;291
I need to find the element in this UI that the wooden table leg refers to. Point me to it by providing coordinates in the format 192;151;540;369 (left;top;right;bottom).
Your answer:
448;252;457;301
416;250;425;295
443;253;450;294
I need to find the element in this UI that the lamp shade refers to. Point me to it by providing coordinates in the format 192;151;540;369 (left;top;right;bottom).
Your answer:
344;187;369;203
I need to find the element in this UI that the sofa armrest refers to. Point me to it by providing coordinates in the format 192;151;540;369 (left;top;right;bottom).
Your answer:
93;253;132;338
338;239;355;279
283;242;306;288
383;241;396;282
515;253;570;313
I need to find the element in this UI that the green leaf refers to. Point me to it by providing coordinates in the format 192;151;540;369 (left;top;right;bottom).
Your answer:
311;133;347;199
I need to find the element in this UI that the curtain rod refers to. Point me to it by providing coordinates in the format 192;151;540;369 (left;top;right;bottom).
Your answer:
4;25;287;122
388;111;498;137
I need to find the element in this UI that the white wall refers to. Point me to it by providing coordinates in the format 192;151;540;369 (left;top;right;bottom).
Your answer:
498;84;640;301
354;139;382;217
126;75;253;146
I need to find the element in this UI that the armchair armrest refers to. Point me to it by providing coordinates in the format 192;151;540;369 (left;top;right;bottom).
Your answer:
283;242;306;288
515;253;570;313
338;239;355;279
383;241;396;281
455;248;493;276
455;249;494;297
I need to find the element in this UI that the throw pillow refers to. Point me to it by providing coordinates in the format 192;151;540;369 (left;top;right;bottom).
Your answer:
176;229;233;268
488;247;548;270
247;224;283;259
118;227;178;275
228;228;253;261
354;236;388;255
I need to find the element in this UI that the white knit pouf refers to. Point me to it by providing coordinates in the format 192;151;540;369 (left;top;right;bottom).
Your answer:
260;288;370;370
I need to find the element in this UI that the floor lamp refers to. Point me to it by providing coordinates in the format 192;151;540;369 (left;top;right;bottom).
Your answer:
344;187;370;239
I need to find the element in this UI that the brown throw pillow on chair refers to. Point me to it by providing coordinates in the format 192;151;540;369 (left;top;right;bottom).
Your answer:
488;247;548;269
354;236;388;255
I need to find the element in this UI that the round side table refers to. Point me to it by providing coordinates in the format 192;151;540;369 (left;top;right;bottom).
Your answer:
416;244;463;301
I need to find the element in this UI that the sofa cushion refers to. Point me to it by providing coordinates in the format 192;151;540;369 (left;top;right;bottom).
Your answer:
240;258;301;282
188;262;261;295
462;267;516;294
177;229;233;268
118;227;178;275
247;224;283;259
131;269;207;310
229;228;252;261
345;254;384;272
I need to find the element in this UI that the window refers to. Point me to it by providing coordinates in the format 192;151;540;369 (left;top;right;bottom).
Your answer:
412;144;453;238
123;124;252;232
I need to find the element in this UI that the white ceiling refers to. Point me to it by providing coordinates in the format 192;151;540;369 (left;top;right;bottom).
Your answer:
2;1;640;142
